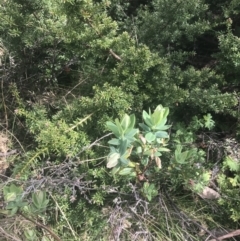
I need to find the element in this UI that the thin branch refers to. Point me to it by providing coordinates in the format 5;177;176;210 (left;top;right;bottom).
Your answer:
77;132;112;155
109;49;122;61
209;229;240;241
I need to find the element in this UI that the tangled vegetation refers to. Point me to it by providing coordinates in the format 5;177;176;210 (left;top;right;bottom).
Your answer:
0;0;240;240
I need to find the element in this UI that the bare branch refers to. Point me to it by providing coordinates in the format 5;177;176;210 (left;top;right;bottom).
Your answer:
209;229;240;241
109;49;122;61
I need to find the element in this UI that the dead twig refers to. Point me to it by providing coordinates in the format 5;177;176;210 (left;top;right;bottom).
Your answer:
109;49;122;61
209;229;240;241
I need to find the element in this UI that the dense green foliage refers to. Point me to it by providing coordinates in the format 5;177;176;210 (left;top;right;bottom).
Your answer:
0;0;240;240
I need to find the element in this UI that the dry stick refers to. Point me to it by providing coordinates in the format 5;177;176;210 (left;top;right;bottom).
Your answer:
109;49;122;61
19;212;62;241
209;229;240;241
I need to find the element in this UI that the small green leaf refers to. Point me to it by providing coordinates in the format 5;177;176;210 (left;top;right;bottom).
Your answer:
119;167;134;175
108;138;120;145
154;151;162;156
158;147;170;152
145;132;156;143
107;153;120;168
141;157;149;166
115;118;124;136
136;146;142;154
119;156;129;166
121;114;131;132
139;123;151;132
32;191;48;211
155;131;169;138
119;139;128;156
143;110;153;127
154;124;171;131
125;128;138;139
6;201;17;209
111;166;120;175
5;192;17;202
106;121;120;137
127;114;136;131
10;206;18;216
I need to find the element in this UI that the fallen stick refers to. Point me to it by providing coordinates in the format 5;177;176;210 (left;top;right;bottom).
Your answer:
209;229;240;241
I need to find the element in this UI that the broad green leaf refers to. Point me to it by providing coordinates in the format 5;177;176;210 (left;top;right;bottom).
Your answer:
115;118;124;135
154;118;167;129
154;151;162;156
108;138;120;145
32;191;48;210
127;114;136;131
109;146;117;152
129;172;137;177
128;161;136;167
177;151;189;164
175;145;182;160
125;128;138;139
119;156;129;166
111;166;120;175
9;184;22;194
155;105;169;120
17;201;28;207
155;131;169;138
136;146;142;154
119;139;128;156
143;150;152;156
107;153;120;168
139;123;151;132
5;192;17;202
154;124;171;131
119;167;134;175
121;114;130;132
145;132;156;143
141;157;149;166
158;147;170;152
6;201;17;209
151;109;161;126
10;207;18;216
142;110;153;127
106;121;120;137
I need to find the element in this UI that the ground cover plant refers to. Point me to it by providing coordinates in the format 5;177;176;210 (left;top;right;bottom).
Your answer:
0;0;240;240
